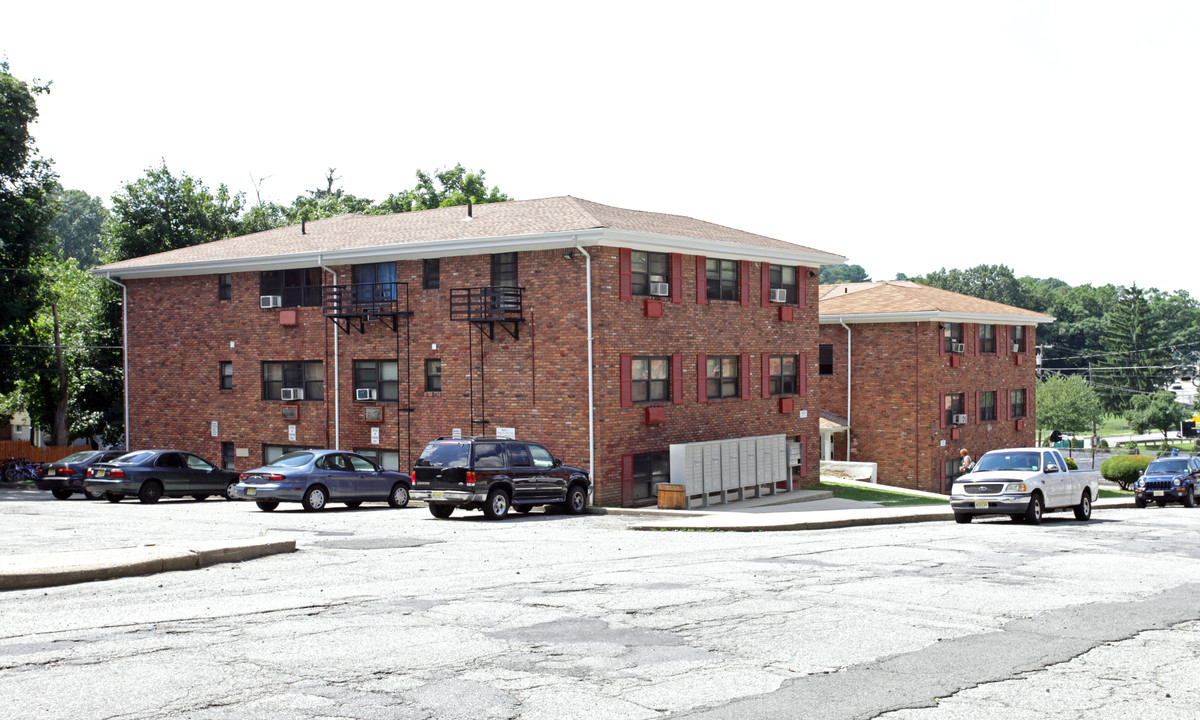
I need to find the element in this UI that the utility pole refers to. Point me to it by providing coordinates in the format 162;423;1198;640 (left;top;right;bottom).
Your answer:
52;303;69;447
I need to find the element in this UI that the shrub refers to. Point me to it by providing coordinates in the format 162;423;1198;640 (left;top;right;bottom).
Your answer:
1065;457;1078;470
1099;439;1109;449
1101;455;1153;491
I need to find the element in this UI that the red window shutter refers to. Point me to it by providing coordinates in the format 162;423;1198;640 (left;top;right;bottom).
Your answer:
670;254;683;303
697;354;707;403
1026;326;1034;356
799;434;809;477
975;390;981;424
939;393;947;428
1026;386;1033;417
760;263;771;308
1000;388;1008;420
620;354;632;407
740;353;751;399
938;326;946;356
798;267;808;309
740;260;751;306
619;248;632;300
798;353;808;397
963;391;970;424
761;354;771;399
621;454;634;506
1000;325;1008;354
695;256;707;304
672;354;684;404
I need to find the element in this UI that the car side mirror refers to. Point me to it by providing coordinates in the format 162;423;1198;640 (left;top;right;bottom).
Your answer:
552;458;562;468
1045;464;1058;473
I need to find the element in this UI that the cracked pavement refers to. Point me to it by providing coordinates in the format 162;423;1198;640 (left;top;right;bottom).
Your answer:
2;490;1199;719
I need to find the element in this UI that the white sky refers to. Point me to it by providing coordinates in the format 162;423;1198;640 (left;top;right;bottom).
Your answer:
5;1;1199;293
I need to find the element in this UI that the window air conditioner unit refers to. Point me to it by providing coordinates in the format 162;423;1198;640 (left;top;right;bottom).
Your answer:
769;288;788;303
260;295;282;309
648;282;670;297
356;388;377;401
280;388;304;401
952;413;968;425
950;342;966;354
1012;343;1022;353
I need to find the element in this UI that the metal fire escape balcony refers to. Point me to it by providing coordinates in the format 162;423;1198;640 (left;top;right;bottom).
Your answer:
449;286;524;340
322;282;411;334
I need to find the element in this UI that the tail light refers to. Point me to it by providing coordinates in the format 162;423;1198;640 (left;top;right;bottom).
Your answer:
109;469;125;478
86;468;94;477
466;471;477;486
59;468;74;475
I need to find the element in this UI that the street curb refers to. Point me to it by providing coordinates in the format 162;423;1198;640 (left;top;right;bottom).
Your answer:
0;538;297;591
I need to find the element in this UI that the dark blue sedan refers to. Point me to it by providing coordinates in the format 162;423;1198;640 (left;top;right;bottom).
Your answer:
232;450;412;512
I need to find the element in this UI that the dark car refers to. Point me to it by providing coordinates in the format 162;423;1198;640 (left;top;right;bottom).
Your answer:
36;450;127;500
84;450;240;504
1134;456;1200;508
232;449;412;512
410;436;590;520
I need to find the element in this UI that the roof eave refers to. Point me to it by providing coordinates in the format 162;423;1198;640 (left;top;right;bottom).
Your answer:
819;311;1056;325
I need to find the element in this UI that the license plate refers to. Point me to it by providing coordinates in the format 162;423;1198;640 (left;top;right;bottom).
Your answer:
431;491;445;499
1154;491;1165;497
94;470;105;477
974;501;988;509
246;488;257;496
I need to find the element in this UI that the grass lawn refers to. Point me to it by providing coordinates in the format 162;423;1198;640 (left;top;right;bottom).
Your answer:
816;481;946;506
1099;488;1134;498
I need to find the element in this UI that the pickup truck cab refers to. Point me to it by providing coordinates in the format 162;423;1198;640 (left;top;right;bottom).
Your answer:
949;447;1097;524
1134;456;1200;508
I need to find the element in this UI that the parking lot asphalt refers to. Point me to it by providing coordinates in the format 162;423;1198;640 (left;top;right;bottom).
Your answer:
0;478;1133;591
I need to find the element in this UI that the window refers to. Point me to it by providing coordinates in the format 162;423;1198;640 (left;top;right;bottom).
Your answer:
492;252;518;287
818;344;834;376
769;355;797;396
260;268;322;307
219;362;233;390
262;361;324;401
632;451;670;501
353;360;399;402
528;444;555;468
221;442;235;471
355;448;401;471
943;323;964;353
218;273;231;301
944;393;964;426
706;356;739;399
423;258;440;290
632;357;671;402
769;265;798;304
352;262;397;302
1011;325;1027;353
979;325;995;353
945;457;966;488
1011;389;1026;418
425;359;442;392
262;444;316;464
706;258;739;301
980;391;996;422
631;250;669;296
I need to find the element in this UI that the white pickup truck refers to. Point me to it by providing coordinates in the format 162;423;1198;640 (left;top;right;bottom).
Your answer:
949;447;1098;524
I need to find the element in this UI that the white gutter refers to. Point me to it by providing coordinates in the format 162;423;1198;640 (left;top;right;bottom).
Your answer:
100;274;130;449
318;255;340;449
574;238;596;505
839;316;852;460
820;311;1055;325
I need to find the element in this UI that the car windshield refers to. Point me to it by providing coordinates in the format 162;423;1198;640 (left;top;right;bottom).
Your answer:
416;442;470;468
1147;459;1189;474
974;452;1040;472
114;451;154;464
270;452;315;468
57;451;97;464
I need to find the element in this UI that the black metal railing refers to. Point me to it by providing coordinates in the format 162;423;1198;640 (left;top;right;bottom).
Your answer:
322;282;407;318
449;286;524;323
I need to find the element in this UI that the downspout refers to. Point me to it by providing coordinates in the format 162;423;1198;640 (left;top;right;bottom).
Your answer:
574;238;595;505
839;316;852;461
101;274;130;449
318;255;340;449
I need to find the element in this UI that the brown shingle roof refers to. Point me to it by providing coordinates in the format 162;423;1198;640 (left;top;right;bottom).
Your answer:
818;281;1053;323
95;196;844;274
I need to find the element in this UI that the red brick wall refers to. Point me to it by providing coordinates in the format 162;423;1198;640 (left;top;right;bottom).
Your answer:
123;246;821;506
819;321;1038;492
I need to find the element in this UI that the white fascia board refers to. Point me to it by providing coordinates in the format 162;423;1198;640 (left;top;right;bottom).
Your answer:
819;311;1056;325
598;230;847;267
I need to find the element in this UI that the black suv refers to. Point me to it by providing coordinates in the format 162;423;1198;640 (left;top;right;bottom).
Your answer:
410;437;590;520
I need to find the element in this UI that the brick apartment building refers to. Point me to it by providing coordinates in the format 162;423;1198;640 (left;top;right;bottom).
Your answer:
817;281;1054;493
94;196;845;507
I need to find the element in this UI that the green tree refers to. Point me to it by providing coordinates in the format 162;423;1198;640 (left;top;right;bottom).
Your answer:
1124;391;1188;442
1099;284;1172;410
0;61;58;396
1030;283;1118;372
820;264;870;284
375;164;509;213
1035;374;1103;436
102;161;245;263
907;264;1033;308
49;187;107;267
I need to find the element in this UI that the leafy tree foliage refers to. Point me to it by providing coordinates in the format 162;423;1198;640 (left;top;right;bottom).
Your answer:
1035;374;1103;435
819;264;870;284
0;62;58;396
905;264;1033;308
1099;284;1173;409
1124;391;1188;442
49;187;107;267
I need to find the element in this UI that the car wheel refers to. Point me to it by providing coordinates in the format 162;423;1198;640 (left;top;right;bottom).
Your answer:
104;492;122;503
344;501;362;508
565;485;588;515
191;494;210;501
224;481;239;501
1023;492;1044;524
255;500;279;512
138;481;163;504
302;485;327;512
954;512;972;524
1184;486;1196;509
1009;514;1024;522
483;488;510;520
429;503;454;519
514;505;533;514
1073;491;1092;521
51;489;73;500
1134;496;1146;508
83;489;104;500
388;483;410;509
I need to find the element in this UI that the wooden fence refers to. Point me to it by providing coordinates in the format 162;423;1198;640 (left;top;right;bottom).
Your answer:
0;441;84;464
